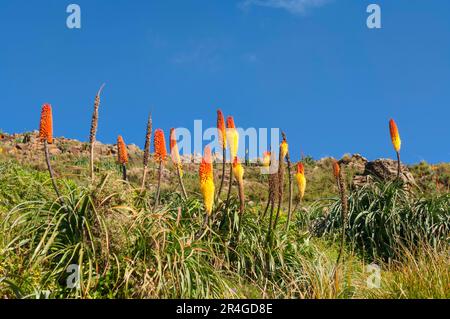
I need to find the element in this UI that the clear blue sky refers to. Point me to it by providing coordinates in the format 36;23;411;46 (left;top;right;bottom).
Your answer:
1;0;449;163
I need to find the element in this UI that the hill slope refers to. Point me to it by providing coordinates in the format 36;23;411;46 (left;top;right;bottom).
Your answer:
0;131;449;299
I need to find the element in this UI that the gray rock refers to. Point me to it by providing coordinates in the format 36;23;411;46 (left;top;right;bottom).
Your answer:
340;153;368;173
352;158;415;187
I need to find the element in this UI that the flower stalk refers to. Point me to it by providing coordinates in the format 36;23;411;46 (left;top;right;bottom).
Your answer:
292;162;306;213
142;113;152;191
389;119;402;179
225;116;239;209
332;159;348;290
261;151;276;219
282;133;294;232
273;134;288;230
196;146;215;239
170;128;187;199
89;83;105;182
215;109;227;202
232;156;245;214
154;129;167;208
117;135;129;181
39;104;62;202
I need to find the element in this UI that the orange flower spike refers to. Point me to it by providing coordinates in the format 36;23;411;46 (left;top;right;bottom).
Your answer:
232;156;244;184
39;104;53;144
117;135;129;165
217;109;227;149
199;146;215;215
170;128;183;176
226;116;239;160
332;160;340;179
295;163;306;199
389;119;401;153
154;129;167;163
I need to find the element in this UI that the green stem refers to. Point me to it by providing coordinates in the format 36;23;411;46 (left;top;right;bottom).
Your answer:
44;141;63;204
396;151;402;179
216;147;227;202
177;165;188;200
155;161;162;209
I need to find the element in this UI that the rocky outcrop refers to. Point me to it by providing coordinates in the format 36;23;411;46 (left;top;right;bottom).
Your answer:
352;158;415;187
340;154;368;174
0;131;143;160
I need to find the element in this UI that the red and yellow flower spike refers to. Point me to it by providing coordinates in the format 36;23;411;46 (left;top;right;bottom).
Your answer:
263;151;271;167
117;135;129;165
389;119;403;178
199;146;215;215
295;162;306;200
154;129;167;163
170;128;182;176
217;109;227;149
39;104;53;144
226;116;235;129
226;116;239;160
389;119;401;153
170;128;187;199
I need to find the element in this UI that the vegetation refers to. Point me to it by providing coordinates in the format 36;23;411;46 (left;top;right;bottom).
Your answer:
0;105;448;299
313;180;450;260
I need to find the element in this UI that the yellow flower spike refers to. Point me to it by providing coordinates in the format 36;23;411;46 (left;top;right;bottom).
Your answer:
170;128;183;177
199;146;215;216
263;151;271;167
232;156;244;184
280;139;288;160
295;162;306;200
233;156;246;214
226;116;239;160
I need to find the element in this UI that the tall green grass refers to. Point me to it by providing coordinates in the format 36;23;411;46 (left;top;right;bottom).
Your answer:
313;181;450;260
1;161;449;299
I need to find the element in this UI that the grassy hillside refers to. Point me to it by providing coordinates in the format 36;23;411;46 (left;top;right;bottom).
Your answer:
0;132;449;299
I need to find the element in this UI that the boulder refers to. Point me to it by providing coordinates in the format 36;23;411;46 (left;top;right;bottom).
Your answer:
340;153;368;174
127;144;142;155
48;145;62;156
352;158;415;187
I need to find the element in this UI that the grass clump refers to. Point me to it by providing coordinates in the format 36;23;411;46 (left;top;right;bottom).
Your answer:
313;180;450;260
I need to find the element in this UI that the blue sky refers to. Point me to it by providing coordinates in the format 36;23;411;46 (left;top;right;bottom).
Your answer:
1;0;449;163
